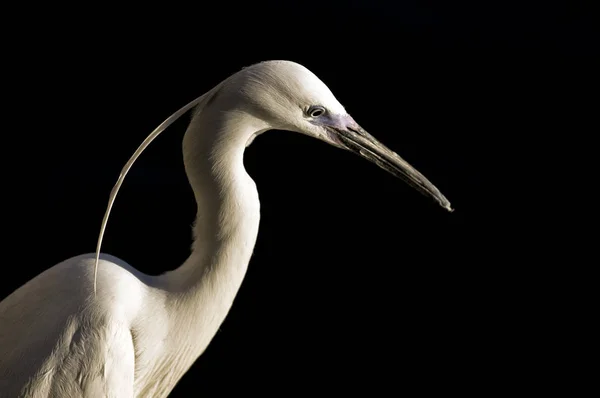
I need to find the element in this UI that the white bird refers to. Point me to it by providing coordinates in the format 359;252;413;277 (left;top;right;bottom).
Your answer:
0;60;452;397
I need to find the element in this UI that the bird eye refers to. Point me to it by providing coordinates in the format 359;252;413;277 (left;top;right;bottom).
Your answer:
308;106;326;118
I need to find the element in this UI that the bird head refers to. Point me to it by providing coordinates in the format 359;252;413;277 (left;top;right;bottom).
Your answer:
225;60;453;212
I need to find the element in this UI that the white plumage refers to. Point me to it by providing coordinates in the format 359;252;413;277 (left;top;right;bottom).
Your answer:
0;60;452;397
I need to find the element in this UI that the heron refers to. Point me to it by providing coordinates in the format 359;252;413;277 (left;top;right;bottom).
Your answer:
0;60;452;397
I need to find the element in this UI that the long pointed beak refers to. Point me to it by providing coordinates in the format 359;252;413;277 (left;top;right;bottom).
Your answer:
328;122;453;212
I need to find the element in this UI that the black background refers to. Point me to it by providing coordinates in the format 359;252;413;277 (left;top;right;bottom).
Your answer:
2;1;596;395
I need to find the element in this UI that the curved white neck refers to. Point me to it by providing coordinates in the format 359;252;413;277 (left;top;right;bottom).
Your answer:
165;109;264;290
155;110;264;371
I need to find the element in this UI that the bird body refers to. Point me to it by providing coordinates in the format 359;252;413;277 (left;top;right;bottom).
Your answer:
0;251;255;397
0;60;451;397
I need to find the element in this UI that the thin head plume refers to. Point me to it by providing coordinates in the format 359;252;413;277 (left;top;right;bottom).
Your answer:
93;89;218;295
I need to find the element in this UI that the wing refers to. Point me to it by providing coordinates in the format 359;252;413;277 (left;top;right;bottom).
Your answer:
1;309;135;397
22;320;135;398
0;255;137;397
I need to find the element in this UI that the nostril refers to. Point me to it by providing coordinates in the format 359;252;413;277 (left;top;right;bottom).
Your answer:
347;126;362;135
